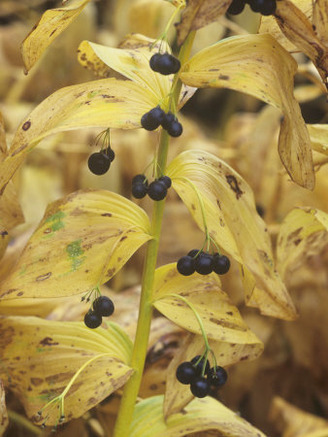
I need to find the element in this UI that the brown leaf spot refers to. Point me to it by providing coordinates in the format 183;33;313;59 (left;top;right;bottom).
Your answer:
10;143;28;157
101;213;112;217
0;231;8;238
226;175;243;199
31;377;43;386
40;337;59;347
36;272;52;282
219;74;229;80
120;236;127;242
22;121;31;131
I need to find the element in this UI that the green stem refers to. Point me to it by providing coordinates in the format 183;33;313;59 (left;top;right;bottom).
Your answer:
112;31;195;437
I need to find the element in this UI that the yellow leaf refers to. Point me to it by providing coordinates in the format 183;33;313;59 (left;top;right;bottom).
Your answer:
180;33;314;189
270;397;328;437
0;190;151;300
276;207;328;281
0;381;8;437
176;0;231;46
130;394;266;437
21;0;92;72
308;124;328;155
153;264;262;345
167;149;297;320
313;0;328;47
0;78;154;195
164;333;263;418
0;316;133;425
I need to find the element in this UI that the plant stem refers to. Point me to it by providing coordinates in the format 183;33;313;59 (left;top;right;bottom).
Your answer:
112;30;195;437
8;410;42;436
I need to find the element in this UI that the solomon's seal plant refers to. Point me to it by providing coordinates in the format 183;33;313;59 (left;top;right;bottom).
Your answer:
1;0;328;436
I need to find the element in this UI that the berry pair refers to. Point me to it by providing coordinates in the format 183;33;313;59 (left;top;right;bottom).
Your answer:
88;147;115;175
228;0;276;15
177;249;230;276
149;53;181;75
132;174;172;201
84;296;115;329
141;106;183;137
176;355;228;398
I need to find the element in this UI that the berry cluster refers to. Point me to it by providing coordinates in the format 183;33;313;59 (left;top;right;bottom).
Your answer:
228;0;276;15
84;296;115;329
176;355;228;398
88;147;115;175
149;53;181;76
132;174;171;201
177;249;230;276
141;106;183;137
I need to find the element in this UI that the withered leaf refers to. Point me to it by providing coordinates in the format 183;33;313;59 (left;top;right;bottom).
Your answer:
0;317;133;425
180;33;315;189
0;190;151;300
0;381;8;437
21;0;92;72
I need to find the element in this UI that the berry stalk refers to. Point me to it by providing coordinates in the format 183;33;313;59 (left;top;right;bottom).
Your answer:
112;31;196;437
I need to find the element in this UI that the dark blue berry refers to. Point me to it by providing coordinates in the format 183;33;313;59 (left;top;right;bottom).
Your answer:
132;174;148;186
148;180;167;201
195;253;213;275
155;53;181;75
105;148;115;162
84;311;102;329
167;120;183;137
161;112;176;130
177;255;195;276
93;296;114;317
190;376;211;398
212;254;230;275
253;0;276;14
176;362;197;384
158;176;172;188
187;249;200;258
228;0;245;14
141;106;165;131
149;53;162;72
88;152;111;175
132;182;148;199
191;355;210;376
207;366;228;387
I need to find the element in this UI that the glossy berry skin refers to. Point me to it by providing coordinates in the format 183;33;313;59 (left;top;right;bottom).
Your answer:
149;53;162;72
176;362;197;384
88;152;111;175
148;180;167;201
190;376;211;398
155;53;181;75
208;366;228;387
177;255;195;276
132;174;148;186
141;106;165;131
167;120;183;137
84;311;102;329
191;355;210;376
227;0;245;14
132;183;148;199
105;148;115;162
195;253;213;275
158;175;172;188
93;296;115;317
253;0;276;14
161;112;176;130
212;254;230;275
188;249;200;258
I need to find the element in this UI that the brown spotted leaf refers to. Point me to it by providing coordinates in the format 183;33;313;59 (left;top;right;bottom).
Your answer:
180;33;315;189
0;316;133;425
0;79;155;195
21;0;92;72
164;333;263;418
0;381;8;436
153;263;263;346
0;190;151;300
167;149;297;320
130;394;266;437
175;0;232;46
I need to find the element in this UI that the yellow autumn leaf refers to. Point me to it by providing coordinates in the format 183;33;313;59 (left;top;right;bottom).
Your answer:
313;0;328;47
270;397;328;437
0;381;8;437
276;207;328;281
0;190;151;300
164;333;263;418
21;0;92;72
0;78;154;195
0;316;133;425
167;149;297;320
176;0;231;45
130;394;266;437
307;124;328;155
179;33;315;190
153;263;262;346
